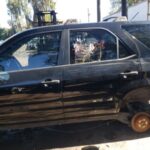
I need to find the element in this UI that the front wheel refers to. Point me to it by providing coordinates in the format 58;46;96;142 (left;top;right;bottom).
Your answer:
131;112;150;133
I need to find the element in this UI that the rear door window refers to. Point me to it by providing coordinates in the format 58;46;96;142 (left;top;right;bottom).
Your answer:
70;28;134;64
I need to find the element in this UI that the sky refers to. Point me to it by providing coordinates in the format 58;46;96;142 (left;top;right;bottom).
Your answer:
0;0;10;28
55;0;111;23
0;0;111;28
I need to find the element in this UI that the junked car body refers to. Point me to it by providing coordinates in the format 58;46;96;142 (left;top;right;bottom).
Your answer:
0;21;150;132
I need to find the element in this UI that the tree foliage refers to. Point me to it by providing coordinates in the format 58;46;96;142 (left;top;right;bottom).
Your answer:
128;0;144;6
0;28;12;40
110;0;145;14
7;0;56;33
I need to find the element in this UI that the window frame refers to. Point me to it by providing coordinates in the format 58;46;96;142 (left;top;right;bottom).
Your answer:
0;30;62;72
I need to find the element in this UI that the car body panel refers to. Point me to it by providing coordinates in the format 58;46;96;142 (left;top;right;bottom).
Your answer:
0;66;63;129
0;21;150;130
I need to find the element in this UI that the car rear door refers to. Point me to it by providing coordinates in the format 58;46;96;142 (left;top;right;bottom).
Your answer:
62;28;141;124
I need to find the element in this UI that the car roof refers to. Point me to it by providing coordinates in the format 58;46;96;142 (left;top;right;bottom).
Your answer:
1;21;150;50
3;21;150;38
28;20;150;30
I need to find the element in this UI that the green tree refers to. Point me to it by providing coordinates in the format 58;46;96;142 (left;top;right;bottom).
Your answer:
0;28;12;40
110;0;145;14
110;0;121;14
7;0;23;32
128;0;144;6
7;0;56;32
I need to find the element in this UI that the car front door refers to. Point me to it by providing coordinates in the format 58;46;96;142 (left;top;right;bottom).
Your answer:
62;28;141;124
0;30;64;130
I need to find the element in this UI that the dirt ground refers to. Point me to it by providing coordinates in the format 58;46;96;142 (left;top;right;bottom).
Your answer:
54;137;150;150
0;120;150;150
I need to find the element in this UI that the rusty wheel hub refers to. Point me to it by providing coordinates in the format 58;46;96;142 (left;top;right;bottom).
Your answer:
131;112;150;133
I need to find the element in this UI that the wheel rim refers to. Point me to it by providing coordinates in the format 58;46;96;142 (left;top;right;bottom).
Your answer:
131;112;150;133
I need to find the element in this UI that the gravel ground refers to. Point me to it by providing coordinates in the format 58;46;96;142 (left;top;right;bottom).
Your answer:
52;137;150;150
0;120;150;150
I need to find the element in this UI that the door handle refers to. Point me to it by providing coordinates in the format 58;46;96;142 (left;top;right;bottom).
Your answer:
41;79;60;84
120;71;138;78
120;71;138;75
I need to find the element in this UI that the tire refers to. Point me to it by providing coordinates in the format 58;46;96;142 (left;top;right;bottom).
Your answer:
131;112;150;133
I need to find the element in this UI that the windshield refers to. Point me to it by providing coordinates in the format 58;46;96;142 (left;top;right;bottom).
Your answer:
122;24;150;49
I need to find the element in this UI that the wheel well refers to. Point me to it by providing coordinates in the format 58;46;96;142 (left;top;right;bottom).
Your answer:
120;86;150;111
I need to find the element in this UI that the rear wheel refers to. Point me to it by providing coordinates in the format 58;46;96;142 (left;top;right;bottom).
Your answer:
131;112;150;133
121;87;150;133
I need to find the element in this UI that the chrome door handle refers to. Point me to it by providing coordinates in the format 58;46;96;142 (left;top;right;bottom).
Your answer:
42;79;60;84
120;71;139;76
120;71;138;79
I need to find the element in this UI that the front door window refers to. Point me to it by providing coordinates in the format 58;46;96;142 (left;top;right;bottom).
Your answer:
0;32;61;71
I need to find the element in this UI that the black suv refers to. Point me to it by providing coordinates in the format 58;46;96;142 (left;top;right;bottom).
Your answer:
0;21;150;133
